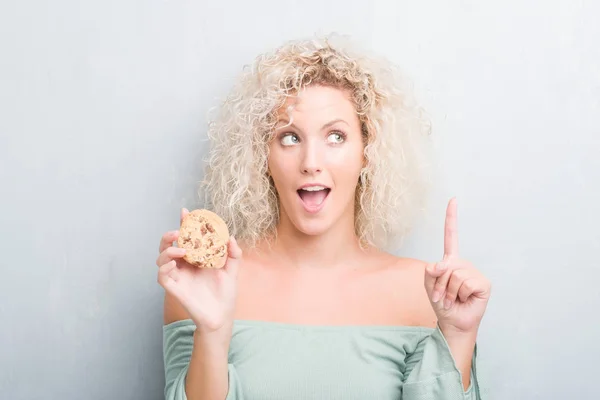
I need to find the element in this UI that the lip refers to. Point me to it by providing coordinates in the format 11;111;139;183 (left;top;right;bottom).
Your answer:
297;182;331;190
297;187;331;214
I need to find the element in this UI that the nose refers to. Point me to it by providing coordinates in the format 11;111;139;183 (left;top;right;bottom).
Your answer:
299;141;322;175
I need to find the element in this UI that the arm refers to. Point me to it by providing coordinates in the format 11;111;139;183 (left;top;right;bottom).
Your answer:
163;319;244;400
158;218;244;400
185;326;231;399
163;293;243;400
443;329;477;390
402;326;480;399
404;198;490;398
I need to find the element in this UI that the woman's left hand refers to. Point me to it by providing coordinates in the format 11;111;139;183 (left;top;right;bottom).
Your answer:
425;198;492;336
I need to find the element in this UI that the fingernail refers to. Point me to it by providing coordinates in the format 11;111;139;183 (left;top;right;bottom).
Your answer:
443;299;453;310
431;291;440;303
436;262;447;272
177;248;186;254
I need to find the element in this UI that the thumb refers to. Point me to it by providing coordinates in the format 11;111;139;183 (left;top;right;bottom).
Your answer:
224;235;242;276
424;261;447;293
180;208;190;224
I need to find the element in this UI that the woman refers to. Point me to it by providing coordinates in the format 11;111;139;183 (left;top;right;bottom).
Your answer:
157;34;491;399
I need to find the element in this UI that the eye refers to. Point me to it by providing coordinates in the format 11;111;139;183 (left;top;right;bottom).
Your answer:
327;131;346;144
280;133;299;146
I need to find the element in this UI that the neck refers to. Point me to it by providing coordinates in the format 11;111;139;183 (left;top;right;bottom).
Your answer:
264;210;372;269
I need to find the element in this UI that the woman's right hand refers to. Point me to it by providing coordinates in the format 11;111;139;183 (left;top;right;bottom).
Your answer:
156;208;242;334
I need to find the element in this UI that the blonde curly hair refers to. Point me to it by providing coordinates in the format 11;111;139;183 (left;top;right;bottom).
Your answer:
198;33;432;251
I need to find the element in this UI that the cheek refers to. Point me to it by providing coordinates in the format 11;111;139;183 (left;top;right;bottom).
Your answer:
267;148;283;173
326;147;364;176
267;152;295;186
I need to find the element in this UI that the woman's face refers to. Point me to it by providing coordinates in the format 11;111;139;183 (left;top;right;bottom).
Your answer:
268;85;365;237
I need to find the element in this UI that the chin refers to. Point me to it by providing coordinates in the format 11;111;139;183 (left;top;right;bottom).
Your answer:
288;205;346;238
292;219;333;237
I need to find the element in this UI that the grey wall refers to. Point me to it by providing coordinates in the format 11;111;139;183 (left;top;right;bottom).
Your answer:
1;1;598;399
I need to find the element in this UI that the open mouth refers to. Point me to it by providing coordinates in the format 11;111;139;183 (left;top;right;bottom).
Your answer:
297;187;331;210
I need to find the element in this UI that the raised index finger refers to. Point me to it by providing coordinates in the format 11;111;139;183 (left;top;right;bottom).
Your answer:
444;197;459;257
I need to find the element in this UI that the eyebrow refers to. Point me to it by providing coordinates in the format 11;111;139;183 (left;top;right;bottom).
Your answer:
275;118;349;131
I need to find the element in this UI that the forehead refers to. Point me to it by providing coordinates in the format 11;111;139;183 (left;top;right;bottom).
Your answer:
275;85;357;122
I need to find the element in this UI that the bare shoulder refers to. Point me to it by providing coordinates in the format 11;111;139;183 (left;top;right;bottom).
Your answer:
373;252;437;328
